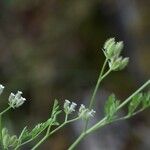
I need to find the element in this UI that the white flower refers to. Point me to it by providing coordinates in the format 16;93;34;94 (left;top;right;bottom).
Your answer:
86;109;96;118
8;91;26;108
78;104;96;120
69;102;77;112
63;100;77;114
79;104;86;113
0;84;5;95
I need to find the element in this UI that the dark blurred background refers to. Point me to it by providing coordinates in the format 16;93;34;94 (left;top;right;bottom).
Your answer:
0;0;150;150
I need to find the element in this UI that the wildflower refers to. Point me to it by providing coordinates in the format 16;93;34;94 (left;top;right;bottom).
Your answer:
0;84;5;95
86;109;96;118
8;91;26;108
78;104;96;120
64;100;77;114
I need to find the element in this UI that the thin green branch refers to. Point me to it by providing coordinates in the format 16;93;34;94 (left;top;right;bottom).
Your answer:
31;116;80;150
69;80;150;150
89;58;108;110
0;106;11;116
117;80;150;110
68;133;86;150
84;59;109;131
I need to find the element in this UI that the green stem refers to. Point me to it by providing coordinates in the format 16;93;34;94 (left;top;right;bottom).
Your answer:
31;117;79;150
69;79;150;150
89;58;108;110
31;134;48;150
0;106;11;116
117;79;150;110
14;125;48;150
85;117;107;135
68;133;86;150
0;106;11;150
0;115;2;149
84;69;111;131
69;59;111;150
115;108;145;122
84;59;109;131
87;80;150;135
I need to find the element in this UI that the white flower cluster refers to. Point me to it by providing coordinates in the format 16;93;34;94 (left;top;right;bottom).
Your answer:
0;84;5;95
103;38;129;71
8;91;26;108
78;104;96;120
63;100;96;119
64;100;77;114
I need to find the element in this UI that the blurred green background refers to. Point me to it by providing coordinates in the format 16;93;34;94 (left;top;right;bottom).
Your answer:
0;0;149;149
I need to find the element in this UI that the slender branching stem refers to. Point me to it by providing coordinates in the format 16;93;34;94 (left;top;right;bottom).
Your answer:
31;116;80;150
89;58;108;110
68;133;86;150
86;80;150;135
68;79;150;150
84;59;109;131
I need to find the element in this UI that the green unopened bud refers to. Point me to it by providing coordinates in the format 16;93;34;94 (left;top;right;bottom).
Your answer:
109;57;129;71
103;38;124;59
109;57;122;71
118;57;129;70
103;38;116;59
104;38;115;50
114;41;123;57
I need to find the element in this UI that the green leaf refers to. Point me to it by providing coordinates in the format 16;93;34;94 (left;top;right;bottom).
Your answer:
18;100;62;143
128;93;143;116
19;118;53;141
104;94;120;121
142;92;150;109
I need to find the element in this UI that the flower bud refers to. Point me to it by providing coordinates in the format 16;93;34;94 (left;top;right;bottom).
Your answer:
0;84;5;95
114;41;123;57
78;104;96;120
103;38;116;59
118;57;129;70
8;91;26;108
64;100;77;114
64;99;71;113
103;38;124;59
109;57;122;71
69;102;77;112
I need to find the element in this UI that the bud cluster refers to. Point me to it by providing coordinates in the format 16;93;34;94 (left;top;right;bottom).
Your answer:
103;38;129;71
8;91;26;108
